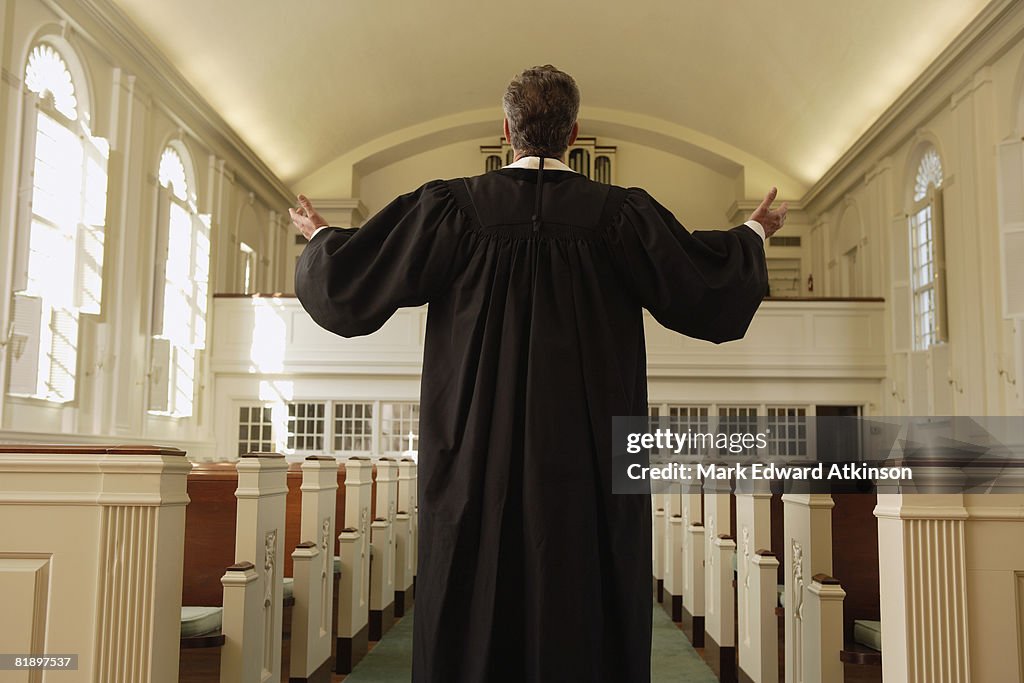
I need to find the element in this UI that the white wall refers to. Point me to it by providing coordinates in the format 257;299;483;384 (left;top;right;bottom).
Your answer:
355;134;743;229
0;0;294;452
804;6;1024;417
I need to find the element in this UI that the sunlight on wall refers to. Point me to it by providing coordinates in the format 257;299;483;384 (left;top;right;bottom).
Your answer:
249;299;289;373
257;380;293;454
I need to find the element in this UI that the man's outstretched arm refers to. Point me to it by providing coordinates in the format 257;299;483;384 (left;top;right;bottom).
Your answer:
609;187;786;343
290;182;465;338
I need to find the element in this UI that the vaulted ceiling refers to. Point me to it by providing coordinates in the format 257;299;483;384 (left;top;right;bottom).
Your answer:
108;0;991;196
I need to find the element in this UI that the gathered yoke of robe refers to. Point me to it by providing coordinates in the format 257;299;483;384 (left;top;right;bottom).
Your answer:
295;165;768;682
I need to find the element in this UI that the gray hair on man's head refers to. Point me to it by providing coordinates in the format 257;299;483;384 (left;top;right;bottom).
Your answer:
502;65;580;158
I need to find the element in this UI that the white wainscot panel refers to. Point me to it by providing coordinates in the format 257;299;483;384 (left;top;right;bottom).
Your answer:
211;297;426;375
811;312;877;350
213;297;886;382
644;299;887;379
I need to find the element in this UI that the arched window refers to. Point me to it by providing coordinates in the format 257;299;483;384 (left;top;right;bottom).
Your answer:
913;148;943;203
909;146;947;350
149;145;210;417
8;42;108;403
236;204;263;294
485;155;502;172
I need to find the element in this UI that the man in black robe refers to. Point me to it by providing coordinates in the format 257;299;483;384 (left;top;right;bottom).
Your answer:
291;65;786;682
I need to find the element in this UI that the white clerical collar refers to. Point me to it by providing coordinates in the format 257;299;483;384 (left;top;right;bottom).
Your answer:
502;156;575;172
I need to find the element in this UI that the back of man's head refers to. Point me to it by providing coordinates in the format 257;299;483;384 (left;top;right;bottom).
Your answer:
502;65;580;159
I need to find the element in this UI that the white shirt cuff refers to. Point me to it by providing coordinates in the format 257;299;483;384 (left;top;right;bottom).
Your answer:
744;220;766;242
309;225;330;241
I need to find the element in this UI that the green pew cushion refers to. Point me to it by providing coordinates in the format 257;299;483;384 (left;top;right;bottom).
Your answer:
283;577;294;600
180;606;222;638
335;555;341;575
853;619;882;652
778;584;785;609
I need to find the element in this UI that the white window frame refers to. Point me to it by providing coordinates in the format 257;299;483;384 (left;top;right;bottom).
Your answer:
8;42;108;404
149;145;210;418
909;148;947;351
239;241;256;294
237;404;275;457
647;403;835;459
235;398;420;458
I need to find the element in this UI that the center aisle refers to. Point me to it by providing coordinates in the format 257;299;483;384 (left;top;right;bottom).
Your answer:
651;604;718;682
341;602;718;681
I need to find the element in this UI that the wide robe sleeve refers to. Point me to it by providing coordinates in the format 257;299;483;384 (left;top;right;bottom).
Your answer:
608;187;769;343
294;180;463;338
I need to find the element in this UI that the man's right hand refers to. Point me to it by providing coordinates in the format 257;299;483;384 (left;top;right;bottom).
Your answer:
748;187;788;238
289;195;328;241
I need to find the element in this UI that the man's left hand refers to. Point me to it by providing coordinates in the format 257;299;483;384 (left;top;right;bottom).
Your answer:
748;187;787;239
289;194;328;240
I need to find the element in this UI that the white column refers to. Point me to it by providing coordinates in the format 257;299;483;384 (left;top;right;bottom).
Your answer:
220;562;260;683
336;457;372;670
737;484;773;680
374;457;399;523
369;517;395;640
102;71;154;438
398;457;418;584
81;69;147;437
335;527;366;674
393;512;414;615
710;534;737;671
376;457;411;614
703;479;735;677
782;493;835;683
804;573;846;683
740;550;780;683
682;486;705;646
221;452;287;683
665;512;684;620
875;493;970;683
662;482;683;620
289;542;325;681
652;494;665;601
288;455;337;680
0;445;189;683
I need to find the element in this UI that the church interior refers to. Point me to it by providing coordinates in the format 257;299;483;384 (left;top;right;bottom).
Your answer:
1;0;1023;681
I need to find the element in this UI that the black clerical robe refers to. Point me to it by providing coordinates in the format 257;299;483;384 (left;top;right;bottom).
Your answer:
295;165;768;682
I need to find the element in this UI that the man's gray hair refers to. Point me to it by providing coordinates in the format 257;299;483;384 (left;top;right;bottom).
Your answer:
502;65;580;158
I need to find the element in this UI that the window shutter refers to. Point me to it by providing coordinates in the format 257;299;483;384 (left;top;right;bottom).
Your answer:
192;213;212;349
930;188;948;343
909;350;930;415
891;214;911;352
76;137;109;315
46;307;79;403
151;187;171;336
928;343;953;415
1016;322;1024;409
996;139;1024;318
148;336;172;412
12;94;39;293
7;294;43;396
74;222;104;315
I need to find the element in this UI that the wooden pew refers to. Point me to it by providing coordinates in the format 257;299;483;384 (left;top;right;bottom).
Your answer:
0;445;190;681
178;460;347;681
396;458;418;613
289;456;339;682
219;453;288;680
336;457;373;674
762;490;881;683
182;463;238;609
